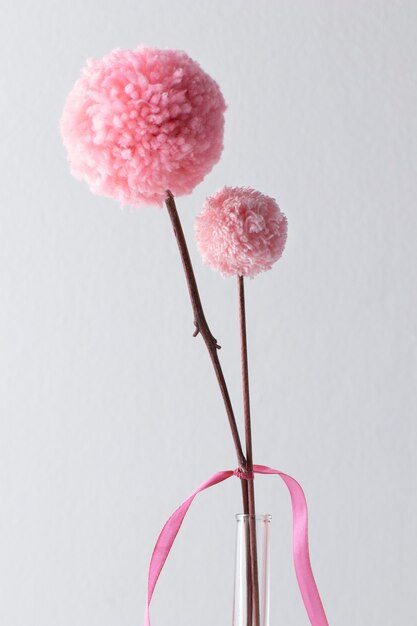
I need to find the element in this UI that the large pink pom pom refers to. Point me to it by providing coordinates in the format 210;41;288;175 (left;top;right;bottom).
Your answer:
195;187;287;278
60;47;226;207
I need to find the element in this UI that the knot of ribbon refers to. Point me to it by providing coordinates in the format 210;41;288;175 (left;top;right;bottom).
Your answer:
233;467;255;480
145;464;329;626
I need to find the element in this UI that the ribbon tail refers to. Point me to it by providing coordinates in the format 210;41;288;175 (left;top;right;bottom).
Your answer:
144;470;234;626
253;464;329;626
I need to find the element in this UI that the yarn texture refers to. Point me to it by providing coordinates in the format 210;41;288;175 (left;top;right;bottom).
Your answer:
195;187;287;278
60;47;226;207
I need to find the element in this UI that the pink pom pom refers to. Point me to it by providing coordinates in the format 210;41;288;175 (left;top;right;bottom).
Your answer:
60;47;226;207
195;187;287;278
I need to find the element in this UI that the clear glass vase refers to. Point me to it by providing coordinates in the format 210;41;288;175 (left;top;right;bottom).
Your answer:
233;514;272;626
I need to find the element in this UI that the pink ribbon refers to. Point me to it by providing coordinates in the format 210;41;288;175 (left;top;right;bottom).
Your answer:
145;464;329;626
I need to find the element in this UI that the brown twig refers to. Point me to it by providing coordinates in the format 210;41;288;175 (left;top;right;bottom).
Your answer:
165;190;246;469
238;276;260;626
164;191;256;623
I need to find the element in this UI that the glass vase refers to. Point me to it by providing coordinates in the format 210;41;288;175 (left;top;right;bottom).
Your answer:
233;514;272;626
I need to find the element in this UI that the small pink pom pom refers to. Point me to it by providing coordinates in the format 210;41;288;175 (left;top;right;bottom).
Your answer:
60;47;226;207
195;187;287;278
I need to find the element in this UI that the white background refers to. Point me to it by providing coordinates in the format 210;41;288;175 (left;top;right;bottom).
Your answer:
1;1;416;625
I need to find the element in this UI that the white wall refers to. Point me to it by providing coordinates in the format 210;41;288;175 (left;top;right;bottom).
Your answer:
1;1;416;624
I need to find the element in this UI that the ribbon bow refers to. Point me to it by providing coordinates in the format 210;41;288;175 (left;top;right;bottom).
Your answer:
145;464;329;626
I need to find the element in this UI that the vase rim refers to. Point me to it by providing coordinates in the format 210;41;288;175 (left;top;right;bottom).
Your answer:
235;513;272;522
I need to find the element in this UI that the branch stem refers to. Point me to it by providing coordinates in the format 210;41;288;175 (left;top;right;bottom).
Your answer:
164;191;246;469
163;191;256;624
238;276;260;626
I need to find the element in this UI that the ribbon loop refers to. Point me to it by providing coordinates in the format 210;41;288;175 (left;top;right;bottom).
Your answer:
145;465;329;626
